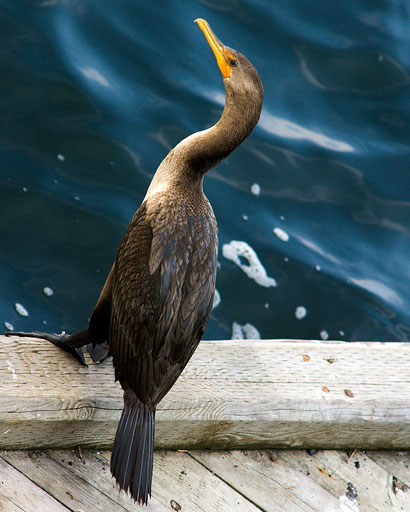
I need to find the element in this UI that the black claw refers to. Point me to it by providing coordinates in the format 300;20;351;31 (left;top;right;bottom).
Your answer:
87;342;110;364
70;347;88;367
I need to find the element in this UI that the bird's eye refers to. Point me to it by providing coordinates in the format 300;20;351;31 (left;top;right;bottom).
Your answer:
230;59;238;67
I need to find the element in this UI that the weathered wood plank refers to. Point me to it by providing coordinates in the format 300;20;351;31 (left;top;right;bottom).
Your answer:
1;449;408;511
190;449;340;512
101;450;261;512
273;449;410;512
1;451;130;511
1;335;409;449
0;496;26;512
0;455;69;511
366;451;410;490
47;449;169;511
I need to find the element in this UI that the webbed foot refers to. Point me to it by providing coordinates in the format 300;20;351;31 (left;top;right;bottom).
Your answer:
4;330;88;366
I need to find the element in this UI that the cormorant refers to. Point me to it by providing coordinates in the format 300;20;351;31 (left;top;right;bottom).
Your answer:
7;19;264;504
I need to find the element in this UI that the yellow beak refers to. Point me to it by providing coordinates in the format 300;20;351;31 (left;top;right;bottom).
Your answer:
195;18;235;79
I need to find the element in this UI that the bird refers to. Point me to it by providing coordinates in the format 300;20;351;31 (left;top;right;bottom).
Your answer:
6;18;263;504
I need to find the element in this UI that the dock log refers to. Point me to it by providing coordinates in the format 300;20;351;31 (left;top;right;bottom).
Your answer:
0;335;409;450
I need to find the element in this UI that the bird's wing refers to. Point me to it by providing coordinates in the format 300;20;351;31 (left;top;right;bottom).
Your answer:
109;198;217;404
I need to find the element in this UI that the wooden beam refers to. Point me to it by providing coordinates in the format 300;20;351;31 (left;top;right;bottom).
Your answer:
0;335;409;450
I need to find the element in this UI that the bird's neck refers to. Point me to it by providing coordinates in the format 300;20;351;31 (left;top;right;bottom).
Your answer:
178;84;262;173
144;82;262;201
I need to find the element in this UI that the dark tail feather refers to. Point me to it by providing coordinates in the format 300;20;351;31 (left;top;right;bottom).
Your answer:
111;391;155;505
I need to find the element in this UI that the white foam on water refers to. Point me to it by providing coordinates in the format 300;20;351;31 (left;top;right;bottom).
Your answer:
295;306;307;320
213;289;221;309
231;322;261;340
43;286;54;297
273;227;289;242
222;240;277;288
320;330;329;340
250;183;261;195
15;303;29;317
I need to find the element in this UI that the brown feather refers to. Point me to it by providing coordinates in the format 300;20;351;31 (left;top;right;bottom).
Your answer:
110;191;217;405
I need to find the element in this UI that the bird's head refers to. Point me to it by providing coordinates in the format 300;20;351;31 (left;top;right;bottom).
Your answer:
195;18;263;110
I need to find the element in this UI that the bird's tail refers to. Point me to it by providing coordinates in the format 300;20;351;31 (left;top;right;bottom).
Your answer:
111;390;155;505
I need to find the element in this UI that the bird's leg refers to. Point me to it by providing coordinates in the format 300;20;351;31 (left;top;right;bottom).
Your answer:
4;329;89;366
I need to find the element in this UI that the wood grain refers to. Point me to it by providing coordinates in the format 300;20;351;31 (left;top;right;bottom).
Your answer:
117;450;261;512
47;449;169;512
0;456;69;511
1;448;409;511
189;450;340;512
1;450;130;512
189;450;410;512
1;335;409;449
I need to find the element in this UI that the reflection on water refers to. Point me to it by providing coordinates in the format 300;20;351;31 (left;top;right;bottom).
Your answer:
259;111;354;152
349;278;403;308
296;45;410;96
1;1;410;343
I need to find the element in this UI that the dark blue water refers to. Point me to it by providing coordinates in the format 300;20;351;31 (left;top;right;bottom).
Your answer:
1;1;409;342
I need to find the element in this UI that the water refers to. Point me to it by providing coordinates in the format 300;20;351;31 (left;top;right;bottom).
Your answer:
1;1;409;342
